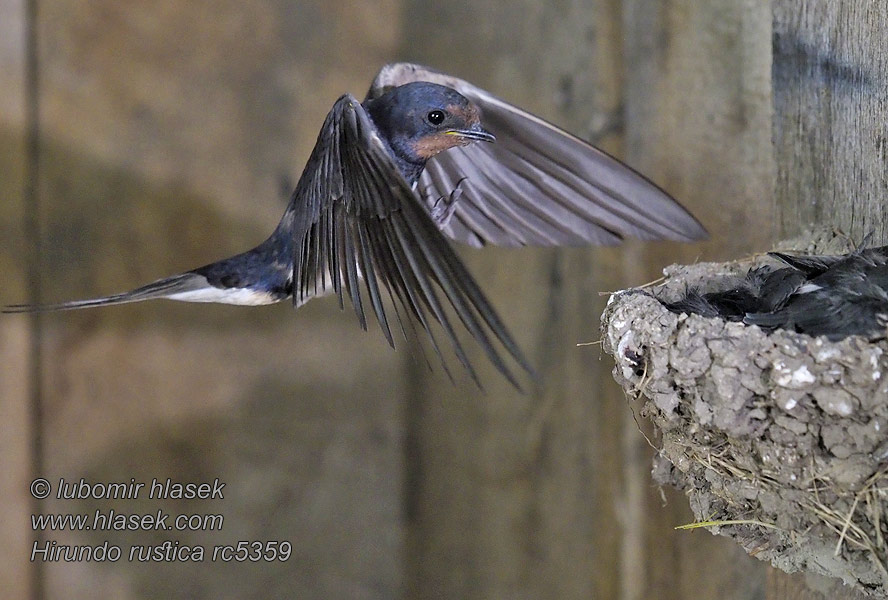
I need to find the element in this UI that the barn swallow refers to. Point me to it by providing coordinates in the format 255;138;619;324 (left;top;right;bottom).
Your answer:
664;244;888;340
4;63;707;387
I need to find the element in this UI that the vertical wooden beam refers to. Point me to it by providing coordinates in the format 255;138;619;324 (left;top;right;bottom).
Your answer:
0;0;38;597
623;0;777;263
13;2;408;598
401;2;638;598
0;317;32;600
767;570;869;600
774;1;888;243
24;1;45;597
622;0;774;598
770;1;888;597
401;0;777;597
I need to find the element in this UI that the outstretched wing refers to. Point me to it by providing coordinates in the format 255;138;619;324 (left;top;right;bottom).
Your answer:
282;94;533;388
367;63;707;247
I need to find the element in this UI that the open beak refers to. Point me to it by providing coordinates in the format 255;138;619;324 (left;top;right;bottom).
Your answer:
445;124;496;143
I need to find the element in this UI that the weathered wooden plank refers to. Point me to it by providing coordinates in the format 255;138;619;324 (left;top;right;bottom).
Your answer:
770;1;888;598
11;2;407;598
0;1;35;598
774;0;888;243
767;570;869;600
621;0;774;598
3;0;880;598
0;143;34;599
402;0;777;598
623;0;777;263
401;2;640;598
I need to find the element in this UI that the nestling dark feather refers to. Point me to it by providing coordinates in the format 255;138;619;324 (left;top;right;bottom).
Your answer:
663;245;888;340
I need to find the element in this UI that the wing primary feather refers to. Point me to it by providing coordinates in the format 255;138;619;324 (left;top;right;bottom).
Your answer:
299;233;312;302
286;94;536;387
363;220;423;350
403;208;523;388
312;220;323;297
503;149;675;239
384;276;450;381
384;223;457;382
393;302;439;376
369;224;445;377
352;124;484;383
373;63;706;245
327;205;344;309
423;161;505;243
403;204;535;383
387;215;484;388
382;218;466;385
350;126;462;366
359;186;454;375
340;213;367;330
355;221;394;347
446;150;588;242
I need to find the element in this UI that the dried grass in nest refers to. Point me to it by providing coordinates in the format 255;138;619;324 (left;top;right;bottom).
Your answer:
600;251;888;597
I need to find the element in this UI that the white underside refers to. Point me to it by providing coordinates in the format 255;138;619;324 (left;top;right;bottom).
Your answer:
797;283;822;294
164;267;362;308
166;287;280;306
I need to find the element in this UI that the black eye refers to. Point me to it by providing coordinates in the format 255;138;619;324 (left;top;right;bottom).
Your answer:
427;110;446;125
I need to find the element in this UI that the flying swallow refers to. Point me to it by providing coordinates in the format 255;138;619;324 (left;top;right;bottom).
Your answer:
4;63;707;387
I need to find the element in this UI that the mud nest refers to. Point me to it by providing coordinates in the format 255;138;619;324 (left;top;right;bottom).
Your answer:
601;254;888;597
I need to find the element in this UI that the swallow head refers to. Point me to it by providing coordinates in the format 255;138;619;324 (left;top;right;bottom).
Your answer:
365;82;495;168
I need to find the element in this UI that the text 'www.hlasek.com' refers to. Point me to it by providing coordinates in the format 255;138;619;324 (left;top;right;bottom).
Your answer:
29;477;292;563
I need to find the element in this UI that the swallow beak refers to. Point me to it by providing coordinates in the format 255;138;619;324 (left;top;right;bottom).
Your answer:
445;124;496;143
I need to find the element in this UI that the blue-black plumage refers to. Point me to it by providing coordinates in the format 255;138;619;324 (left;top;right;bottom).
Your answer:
4;64;708;387
664;245;888;341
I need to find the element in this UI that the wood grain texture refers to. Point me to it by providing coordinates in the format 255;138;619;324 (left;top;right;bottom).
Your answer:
402;2;634;598
403;0;774;599
10;2;408;599
622;1;773;598
767;569;869;600
2;0;883;598
0;127;34;600
770;1;887;598
0;1;34;597
0;317;32;600
774;0;888;243
623;0;777;264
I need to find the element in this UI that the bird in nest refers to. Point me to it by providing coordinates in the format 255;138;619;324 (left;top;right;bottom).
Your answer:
662;244;888;340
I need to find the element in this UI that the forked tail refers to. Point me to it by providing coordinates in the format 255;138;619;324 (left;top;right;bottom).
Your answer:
3;273;207;313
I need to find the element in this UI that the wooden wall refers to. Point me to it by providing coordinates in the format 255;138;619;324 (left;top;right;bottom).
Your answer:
1;1;883;599
3;2;409;599
401;1;776;599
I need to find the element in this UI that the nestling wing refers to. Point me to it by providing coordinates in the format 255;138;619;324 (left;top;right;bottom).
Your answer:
283;94;532;387
368;63;707;247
